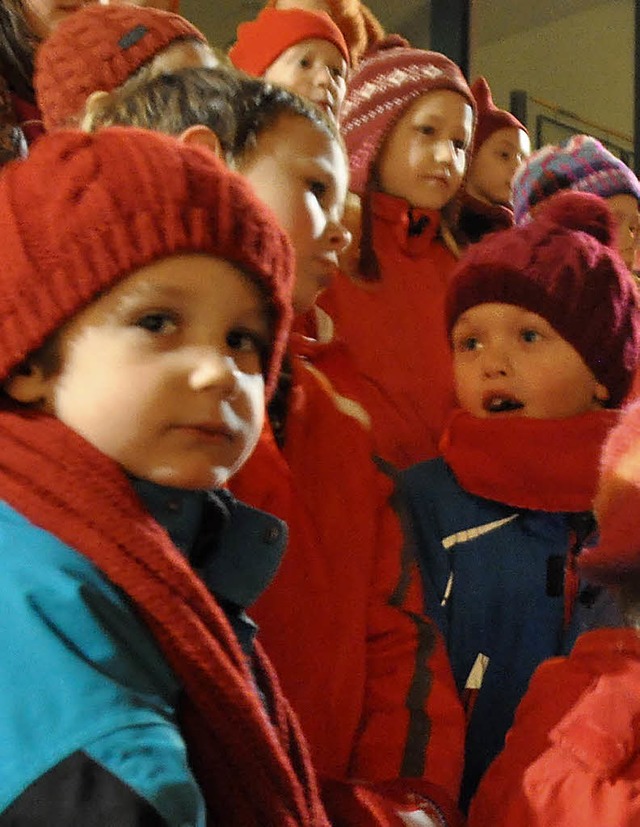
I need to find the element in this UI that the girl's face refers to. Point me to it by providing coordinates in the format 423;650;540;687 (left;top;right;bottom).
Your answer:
23;0;97;39
374;89;474;211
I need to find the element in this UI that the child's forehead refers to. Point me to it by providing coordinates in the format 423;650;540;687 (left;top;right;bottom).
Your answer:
279;38;346;60
453;303;550;327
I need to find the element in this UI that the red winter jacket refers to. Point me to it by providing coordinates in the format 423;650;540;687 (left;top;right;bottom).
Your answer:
319;190;459;469
468;627;640;826
230;328;465;826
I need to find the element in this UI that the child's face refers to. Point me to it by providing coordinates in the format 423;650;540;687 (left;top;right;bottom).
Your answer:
451;303;609;419
26;255;268;489
607;193;640;270
467;127;530;207
236;114;350;315
374;90;474;211
263;39;348;123
23;0;96;38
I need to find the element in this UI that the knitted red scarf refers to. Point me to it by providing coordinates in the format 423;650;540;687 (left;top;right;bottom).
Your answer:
439;408;620;512
0;409;328;827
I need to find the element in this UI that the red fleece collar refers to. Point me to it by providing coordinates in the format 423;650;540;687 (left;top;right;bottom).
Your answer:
440;408;620;512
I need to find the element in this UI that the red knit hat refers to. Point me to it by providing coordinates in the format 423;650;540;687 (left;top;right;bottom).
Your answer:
470;76;527;156
35;4;208;131
579;399;640;584
228;8;350;77
0;128;294;399
341;35;476;196
446;191;640;408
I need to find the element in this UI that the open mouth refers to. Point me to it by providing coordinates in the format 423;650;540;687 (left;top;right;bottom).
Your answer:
483;394;525;414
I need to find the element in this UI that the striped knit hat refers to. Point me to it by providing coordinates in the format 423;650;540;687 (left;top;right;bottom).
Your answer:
513;134;640;225
341;35;475;196
35;4;210;131
0;128;294;399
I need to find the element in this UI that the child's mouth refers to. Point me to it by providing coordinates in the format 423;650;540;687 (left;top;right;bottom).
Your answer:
483;394;525;414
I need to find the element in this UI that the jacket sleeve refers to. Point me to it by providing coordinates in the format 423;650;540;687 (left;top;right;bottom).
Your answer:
339;471;465;826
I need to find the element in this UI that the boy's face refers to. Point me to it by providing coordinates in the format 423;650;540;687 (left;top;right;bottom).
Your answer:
374;90;474;211
467;126;530;207
451;302;609;419
263;39;348;123
25;255;268;489
607;193;640;271
236;114;350;315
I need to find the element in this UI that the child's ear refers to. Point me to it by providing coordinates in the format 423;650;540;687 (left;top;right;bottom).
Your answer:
594;382;610;405
179;126;224;161
4;361;51;406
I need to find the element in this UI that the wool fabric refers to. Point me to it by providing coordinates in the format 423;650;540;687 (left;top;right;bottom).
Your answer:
446;190;640;407
35;4;208;131
0;128;293;398
470;76;526;156
229;8;350;77
513;134;640;225
340;35;475;196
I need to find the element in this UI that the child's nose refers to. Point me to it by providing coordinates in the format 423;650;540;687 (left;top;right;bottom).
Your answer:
189;350;241;397
326;218;352;253
481;345;510;377
433;139;456;166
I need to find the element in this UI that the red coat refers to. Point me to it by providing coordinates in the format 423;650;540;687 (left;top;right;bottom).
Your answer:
230;329;465;826
319;190;459;469
468;627;640;827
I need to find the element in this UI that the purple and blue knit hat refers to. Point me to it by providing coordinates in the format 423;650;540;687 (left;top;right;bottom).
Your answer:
512;134;640;226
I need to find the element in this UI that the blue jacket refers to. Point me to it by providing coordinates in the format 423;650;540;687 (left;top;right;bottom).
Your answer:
0;490;286;825
399;457;613;810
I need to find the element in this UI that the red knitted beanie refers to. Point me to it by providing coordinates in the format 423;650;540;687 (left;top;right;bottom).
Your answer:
35;4;208;131
0;128;294;398
341;35;475;195
579;399;640;584
470;76;527;156
229;8;350;77
446;191;640;407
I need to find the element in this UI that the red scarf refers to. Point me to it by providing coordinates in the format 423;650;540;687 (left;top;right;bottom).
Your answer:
439;409;620;512
0;409;327;827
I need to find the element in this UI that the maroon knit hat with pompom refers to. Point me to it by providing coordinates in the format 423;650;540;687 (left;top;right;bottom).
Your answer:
470;76;527;156
35;4;209;131
446;190;640;407
341;35;476;196
0;128;294;399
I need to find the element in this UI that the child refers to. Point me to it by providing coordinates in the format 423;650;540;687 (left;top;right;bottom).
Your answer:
263;0;384;65
229;7;350;124
34;3;219;132
458;76;529;245
512;133;640;272
82;70;468;827
318;36;476;469
469;398;640;826
398;190;640;810
0;125;336;826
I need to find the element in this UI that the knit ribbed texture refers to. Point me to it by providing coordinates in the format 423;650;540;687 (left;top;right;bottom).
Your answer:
0;410;328;825
35;4;207;131
513;134;640;226
470;76;526;156
0;128;294;398
446;191;640;407
229;7;350;76
340;35;475;196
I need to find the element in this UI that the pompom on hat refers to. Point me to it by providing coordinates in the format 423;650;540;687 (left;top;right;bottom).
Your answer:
228;8;350;77
340;35;475;196
35;4;209;132
0;128;294;399
579;399;640;584
470;76;527;156
446;190;640;408
512;134;640;225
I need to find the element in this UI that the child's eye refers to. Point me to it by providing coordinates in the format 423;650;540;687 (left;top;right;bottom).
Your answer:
309;179;327;201
329;65;346;80
417;124;435;136
135;312;178;334
298;57;312;69
453;139;467;152
455;335;480;352
227;328;266;355
521;328;540;343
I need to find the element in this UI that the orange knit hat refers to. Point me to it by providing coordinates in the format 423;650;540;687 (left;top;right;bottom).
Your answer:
229;8;350;76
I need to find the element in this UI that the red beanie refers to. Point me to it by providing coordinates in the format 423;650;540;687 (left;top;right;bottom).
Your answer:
446;191;640;408
229;8;350;76
0;128;294;399
579;399;640;584
35;4;208;131
341;35;475;195
470;76;527;156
